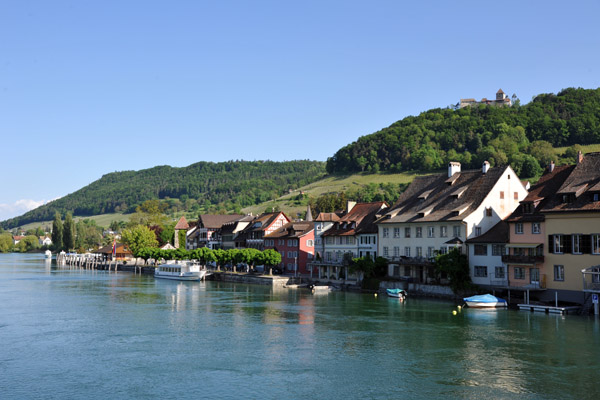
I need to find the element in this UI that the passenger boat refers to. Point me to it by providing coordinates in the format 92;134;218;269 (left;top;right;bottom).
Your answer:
154;262;207;281
463;294;507;308
386;288;407;299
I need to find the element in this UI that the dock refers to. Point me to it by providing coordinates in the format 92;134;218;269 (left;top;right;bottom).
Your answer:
517;304;581;315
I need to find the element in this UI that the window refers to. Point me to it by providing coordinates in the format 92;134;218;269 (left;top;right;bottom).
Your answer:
427;247;435;258
393;228;400;238
345;237;354;245
326;237;334;245
440;226;447;237
485;208;492;217
514;267;525;280
573;234;582;254
317;223;322;230
593;234;600;254
594;193;600;202
500;191;504;199
405;247;411;257
416;227;422;238
532;223;541;234
383;228;389;238
554;234;563;254
474;266;487;277
514;192;519;200
453;226;461;238
439;247;447;255
523;203;533;214
393;246;399;257
492;244;505;256
475;227;482;236
307;240;314;247
515;223;524;234
428;226;435;238
405;227;411;238
393;265;400;276
383;247;389;257
554;265;564;281
416;247;422;258
474;244;488;256
495;266;505;279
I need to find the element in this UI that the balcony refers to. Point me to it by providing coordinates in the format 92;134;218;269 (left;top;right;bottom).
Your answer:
502;254;544;265
387;256;434;266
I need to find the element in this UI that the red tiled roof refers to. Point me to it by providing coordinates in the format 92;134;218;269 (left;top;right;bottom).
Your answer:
174;216;189;230
264;222;314;239
315;212;342;222
322;202;387;236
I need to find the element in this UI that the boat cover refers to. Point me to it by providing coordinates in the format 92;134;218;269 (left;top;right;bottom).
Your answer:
463;294;507;303
386;288;405;294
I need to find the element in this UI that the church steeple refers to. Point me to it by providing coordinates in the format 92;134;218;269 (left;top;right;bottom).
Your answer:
305;205;313;222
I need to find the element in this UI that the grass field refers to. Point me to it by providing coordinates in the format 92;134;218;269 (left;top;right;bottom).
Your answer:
16;213;130;232
242;171;422;216
554;143;600;155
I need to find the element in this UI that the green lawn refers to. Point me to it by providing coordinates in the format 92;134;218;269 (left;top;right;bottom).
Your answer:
16;213;130;232
554;143;600;155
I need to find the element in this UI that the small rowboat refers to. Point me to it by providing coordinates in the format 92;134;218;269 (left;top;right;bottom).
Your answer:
386;288;407;299
463;294;507;308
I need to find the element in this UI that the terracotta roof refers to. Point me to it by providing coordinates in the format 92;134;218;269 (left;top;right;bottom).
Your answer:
497;88;505;94
198;214;245;229
322;202;387;236
314;212;341;222
235;212;291;242
379;166;509;223
264;222;314;239
507;165;574;222
174;216;189;230
95;243;131;254
541;153;600;213
465;220;509;244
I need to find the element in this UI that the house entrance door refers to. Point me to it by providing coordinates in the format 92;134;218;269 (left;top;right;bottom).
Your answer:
530;268;540;287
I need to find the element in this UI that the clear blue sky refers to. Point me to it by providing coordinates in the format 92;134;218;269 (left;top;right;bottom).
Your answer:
1;0;599;221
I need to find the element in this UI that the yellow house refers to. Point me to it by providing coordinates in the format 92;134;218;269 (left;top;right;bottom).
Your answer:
542;152;600;305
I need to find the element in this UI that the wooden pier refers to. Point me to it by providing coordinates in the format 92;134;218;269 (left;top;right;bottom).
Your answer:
517;304;581;315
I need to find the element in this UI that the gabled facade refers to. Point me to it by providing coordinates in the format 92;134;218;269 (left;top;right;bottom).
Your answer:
540;152;600;304
221;216;254;249
186;214;245;250
310;201;387;282
503;164;574;293
39;236;52;246
235;212;290;250
313;211;342;261
378;161;527;282
264;222;315;275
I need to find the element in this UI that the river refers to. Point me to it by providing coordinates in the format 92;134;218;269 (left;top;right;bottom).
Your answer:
1;253;599;399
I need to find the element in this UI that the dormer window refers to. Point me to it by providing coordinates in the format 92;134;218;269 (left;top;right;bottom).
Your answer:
594;193;600;202
562;194;573;203
522;203;533;214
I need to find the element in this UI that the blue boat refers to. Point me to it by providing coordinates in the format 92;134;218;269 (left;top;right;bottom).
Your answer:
386;288;407;299
463;294;507;308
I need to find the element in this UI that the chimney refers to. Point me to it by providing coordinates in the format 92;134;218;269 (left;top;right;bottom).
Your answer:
482;161;490;174
346;201;356;213
549;160;555;172
577;150;584;164
448;162;461;178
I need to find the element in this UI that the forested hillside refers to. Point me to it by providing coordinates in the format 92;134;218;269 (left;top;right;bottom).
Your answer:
326;88;600;175
1;161;326;228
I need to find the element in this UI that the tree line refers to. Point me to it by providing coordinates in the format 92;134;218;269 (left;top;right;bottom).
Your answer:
326;87;600;176
1;160;326;228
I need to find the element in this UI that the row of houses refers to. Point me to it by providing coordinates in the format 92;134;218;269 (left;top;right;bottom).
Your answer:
180;152;600;306
11;235;52;246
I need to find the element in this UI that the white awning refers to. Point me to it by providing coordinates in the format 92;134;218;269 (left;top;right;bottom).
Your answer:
505;243;542;248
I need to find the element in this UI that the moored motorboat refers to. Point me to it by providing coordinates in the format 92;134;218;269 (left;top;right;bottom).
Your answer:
463;294;507;308
155;262;207;281
386;288;407;299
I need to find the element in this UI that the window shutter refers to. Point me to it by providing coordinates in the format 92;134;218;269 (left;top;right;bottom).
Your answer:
548;235;554;254
563;234;572;254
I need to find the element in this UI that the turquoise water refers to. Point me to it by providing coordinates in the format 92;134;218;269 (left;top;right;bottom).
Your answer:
1;253;600;399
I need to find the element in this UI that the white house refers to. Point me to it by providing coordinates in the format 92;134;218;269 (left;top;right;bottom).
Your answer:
465;220;508;287
39;236;52;247
377;161;527;282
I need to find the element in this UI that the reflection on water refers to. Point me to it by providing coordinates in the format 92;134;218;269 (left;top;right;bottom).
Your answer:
1;253;600;399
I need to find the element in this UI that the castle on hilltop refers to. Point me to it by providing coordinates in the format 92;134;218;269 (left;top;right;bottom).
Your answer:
459;89;512;108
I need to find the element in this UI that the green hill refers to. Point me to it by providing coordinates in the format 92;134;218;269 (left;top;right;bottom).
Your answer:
326;87;600;175
1;161;326;229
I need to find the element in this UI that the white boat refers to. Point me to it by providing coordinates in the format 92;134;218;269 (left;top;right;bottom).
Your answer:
386;288;407;299
155;262;207;281
463;294;507;308
44;250;52;259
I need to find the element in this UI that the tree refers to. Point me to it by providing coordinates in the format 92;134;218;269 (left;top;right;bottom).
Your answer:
261;249;282;275
51;212;63;251
121;225;159;256
63;212;75;251
0;233;13;253
434;248;471;293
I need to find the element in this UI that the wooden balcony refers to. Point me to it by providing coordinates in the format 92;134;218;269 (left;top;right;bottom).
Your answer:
502;254;544;265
